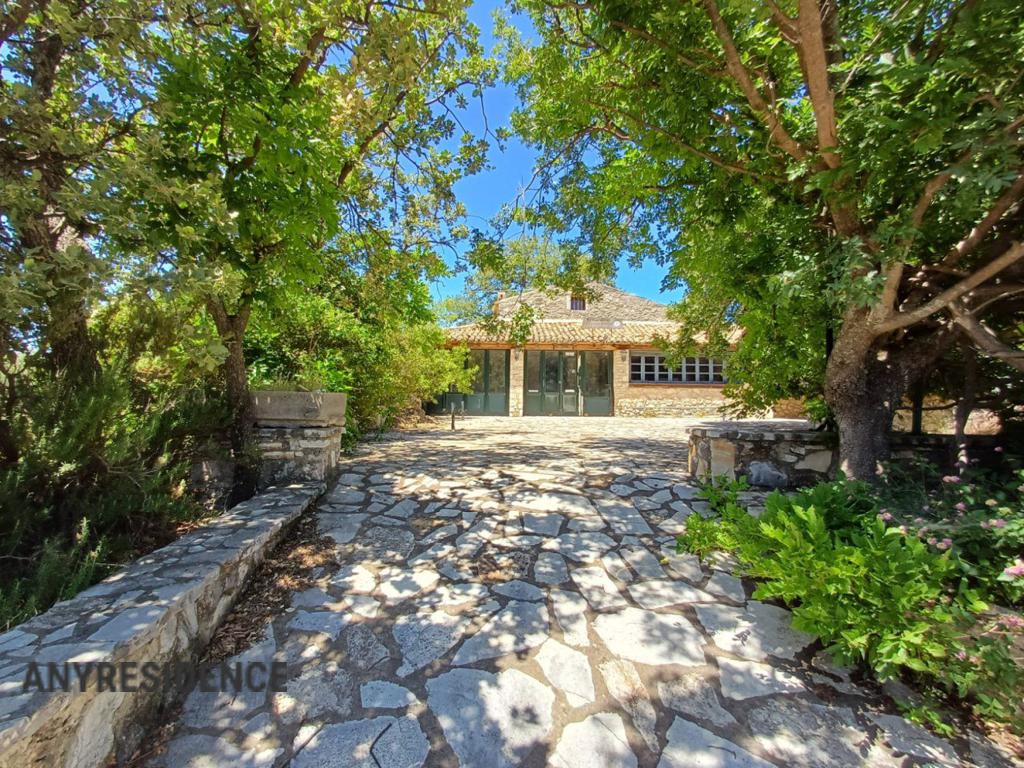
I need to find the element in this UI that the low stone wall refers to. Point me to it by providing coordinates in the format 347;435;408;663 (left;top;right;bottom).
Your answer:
689;425;837;488
256;425;344;489
0;482;322;767
689;426;1005;488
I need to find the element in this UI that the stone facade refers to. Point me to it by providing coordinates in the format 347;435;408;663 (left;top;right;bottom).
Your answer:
0;483;322;768
689;426;1005;488
508;348;525;418
612;349;727;418
448;284;734;418
493;283;669;321
256;425;344;489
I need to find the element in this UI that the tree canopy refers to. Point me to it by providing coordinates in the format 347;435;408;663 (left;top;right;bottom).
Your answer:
505;0;1024;475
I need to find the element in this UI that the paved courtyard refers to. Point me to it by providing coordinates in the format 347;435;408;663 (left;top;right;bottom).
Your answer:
153;417;1006;767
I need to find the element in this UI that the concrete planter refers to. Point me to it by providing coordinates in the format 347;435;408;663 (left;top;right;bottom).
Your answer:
252;390;346;428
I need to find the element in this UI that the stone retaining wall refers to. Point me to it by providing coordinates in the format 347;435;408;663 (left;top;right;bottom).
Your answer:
689;426;1004;488
256;425;344;489
689;425;838;488
0;482;322;767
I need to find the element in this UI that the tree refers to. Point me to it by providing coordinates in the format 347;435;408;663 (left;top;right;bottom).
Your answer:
109;0;492;498
0;0;175;466
506;0;1024;477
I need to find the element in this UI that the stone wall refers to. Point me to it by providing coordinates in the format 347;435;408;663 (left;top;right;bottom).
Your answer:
689;425;837;488
0;483;322;767
689;426;1005;488
508;348;525;416
256;425;344;489
612;349;728;418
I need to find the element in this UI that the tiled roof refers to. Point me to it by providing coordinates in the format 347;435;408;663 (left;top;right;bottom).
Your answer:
446;319;680;347
444;282;742;347
493;282;668;321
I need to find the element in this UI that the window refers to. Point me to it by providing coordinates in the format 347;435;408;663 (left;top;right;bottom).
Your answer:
570;294;586;311
629;354;725;384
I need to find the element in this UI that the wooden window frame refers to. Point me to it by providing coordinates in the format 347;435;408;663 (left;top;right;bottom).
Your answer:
629;353;726;385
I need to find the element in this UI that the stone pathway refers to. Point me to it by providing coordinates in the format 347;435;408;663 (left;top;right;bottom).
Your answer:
152;417;1010;768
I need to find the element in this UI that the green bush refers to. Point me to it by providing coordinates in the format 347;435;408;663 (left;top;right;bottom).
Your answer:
678;475;1023;731
246;281;473;441
0;339;219;629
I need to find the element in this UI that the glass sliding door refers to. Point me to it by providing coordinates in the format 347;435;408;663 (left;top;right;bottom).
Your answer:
561;351;578;415
486;348;508;414
524;350;543;416
523;350;580;415
580;351;612;416
454;349;509;415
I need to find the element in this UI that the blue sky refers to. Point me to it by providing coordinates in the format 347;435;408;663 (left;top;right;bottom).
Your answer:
429;0;681;306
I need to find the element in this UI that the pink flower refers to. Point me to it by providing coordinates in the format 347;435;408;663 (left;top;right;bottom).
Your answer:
918;527;928;537
999;615;1024;629
927;537;938;546
990;519;1007;529
898;525;908;535
1004;561;1024;579
878;512;893;522
994;446;1004;453
914;517;925;524
942;475;961;484
955;502;967;512
937;538;952;550
955;650;968;661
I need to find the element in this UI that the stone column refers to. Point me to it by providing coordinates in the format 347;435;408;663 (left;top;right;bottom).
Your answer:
612;348;630;415
508;347;525;416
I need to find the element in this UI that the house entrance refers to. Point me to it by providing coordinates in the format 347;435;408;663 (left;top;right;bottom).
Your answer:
523;350;612;416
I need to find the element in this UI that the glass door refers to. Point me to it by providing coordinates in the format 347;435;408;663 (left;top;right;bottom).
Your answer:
523;351;579;415
542;352;561;414
580;351;612;416
461;350;509;415
561;352;578;415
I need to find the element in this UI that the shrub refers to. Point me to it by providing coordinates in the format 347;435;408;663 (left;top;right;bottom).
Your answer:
679;475;1023;731
0;351;217;629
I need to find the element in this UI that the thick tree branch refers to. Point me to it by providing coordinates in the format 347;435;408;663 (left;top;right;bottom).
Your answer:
764;0;799;43
287;26;327;89
871;262;904;322
701;0;811;164
337;89;409;187
796;0;840;168
940;171;1024;268
875;241;1024;334
951;302;1024;372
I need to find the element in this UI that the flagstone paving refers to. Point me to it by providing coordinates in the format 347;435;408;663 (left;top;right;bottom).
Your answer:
150;417;1012;768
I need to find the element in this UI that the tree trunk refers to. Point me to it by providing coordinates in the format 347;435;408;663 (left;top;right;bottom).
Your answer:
207;297;257;504
824;309;894;479
825;308;949;480
832;391;897;479
954;350;977;470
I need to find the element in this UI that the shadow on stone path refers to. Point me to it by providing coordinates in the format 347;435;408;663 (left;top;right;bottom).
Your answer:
149;417;1012;768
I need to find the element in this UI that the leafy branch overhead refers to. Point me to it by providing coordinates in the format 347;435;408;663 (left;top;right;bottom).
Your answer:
506;0;1024;476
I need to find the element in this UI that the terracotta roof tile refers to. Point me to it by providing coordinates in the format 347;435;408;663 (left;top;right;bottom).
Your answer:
446;319;680;346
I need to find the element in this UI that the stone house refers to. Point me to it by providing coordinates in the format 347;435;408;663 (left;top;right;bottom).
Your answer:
442;283;731;417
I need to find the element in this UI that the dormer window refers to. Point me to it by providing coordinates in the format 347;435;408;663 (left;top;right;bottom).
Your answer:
570;294;586;311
